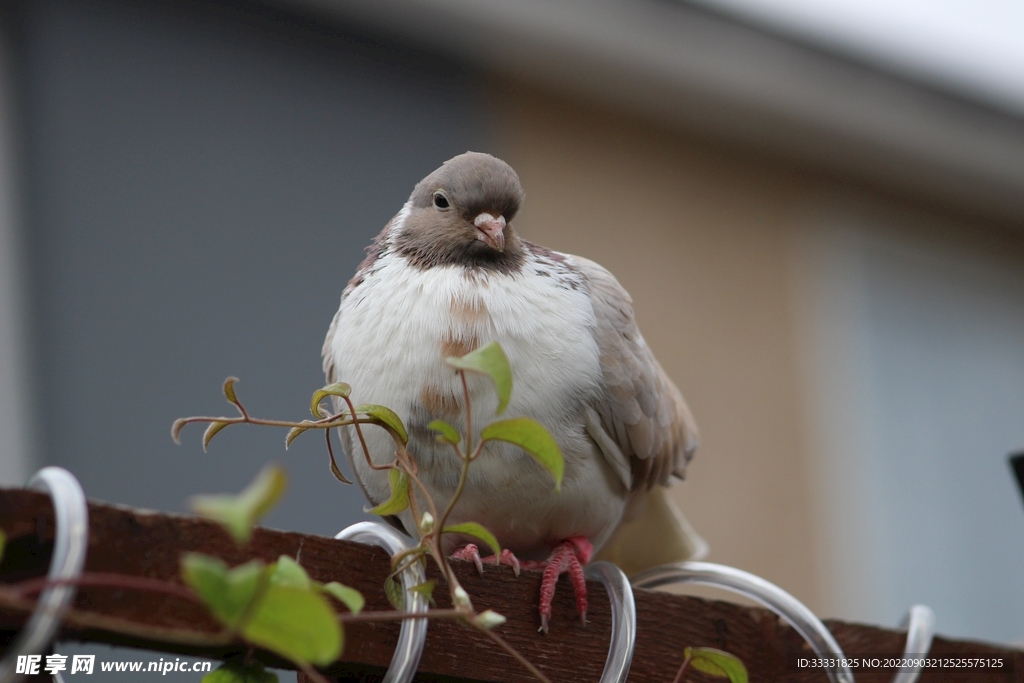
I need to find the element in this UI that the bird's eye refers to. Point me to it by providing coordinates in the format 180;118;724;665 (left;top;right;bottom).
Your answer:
433;192;450;210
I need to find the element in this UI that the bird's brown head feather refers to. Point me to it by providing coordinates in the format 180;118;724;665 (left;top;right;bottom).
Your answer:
395;152;526;273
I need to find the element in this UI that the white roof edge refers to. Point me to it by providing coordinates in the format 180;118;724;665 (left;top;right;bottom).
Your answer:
273;0;1024;222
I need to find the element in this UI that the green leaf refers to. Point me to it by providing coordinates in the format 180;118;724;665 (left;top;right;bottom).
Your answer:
189;464;288;544
428;420;460;444
355;404;409;445
202;421;231;452
222;377;241;408
480;418;564;491
443;522;501;558
365;469;410;516
321;582;364;614
285;421;314;449
183;554;342;666
445;341;512;414
384;574;404;611
181;554;261;629
202;660;278;683
310;382;351;418
242;585;342;666
686;647;748;683
325;434;353;485
171;418;187;444
270;556;310;590
409;580;437;606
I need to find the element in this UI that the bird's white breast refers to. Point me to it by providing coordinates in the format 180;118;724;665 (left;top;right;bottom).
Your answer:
327;248;629;556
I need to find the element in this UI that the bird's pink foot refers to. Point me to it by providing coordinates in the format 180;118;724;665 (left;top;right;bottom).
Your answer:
529;536;593;633
451;544;522;576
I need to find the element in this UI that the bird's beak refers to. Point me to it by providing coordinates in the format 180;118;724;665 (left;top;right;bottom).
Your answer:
473;213;506;252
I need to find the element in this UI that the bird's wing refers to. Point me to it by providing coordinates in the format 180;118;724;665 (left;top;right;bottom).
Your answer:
572;255;705;571
322;218;394;384
321;216;407;534
572;255;699;492
322;304;343;385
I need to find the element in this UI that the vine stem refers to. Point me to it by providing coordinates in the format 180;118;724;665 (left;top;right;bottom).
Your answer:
177;416;314;430
297;662;332;683
337;608;465;623
406;468;440;525
175;414;381;436
671;654;692;683
437;444;473;537
461;370;472;455
475;623;553;683
342;394;381;473
10;572;201;604
436;369;474;539
0;589;233;647
178;376;554;683
232;396;250;421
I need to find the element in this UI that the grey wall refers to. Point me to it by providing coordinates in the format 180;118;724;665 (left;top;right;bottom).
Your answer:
861;234;1024;643
0;10;31;488
15;3;485;676
18;0;485;540
794;213;1024;645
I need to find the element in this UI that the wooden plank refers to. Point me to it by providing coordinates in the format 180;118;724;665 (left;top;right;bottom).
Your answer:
0;489;1019;682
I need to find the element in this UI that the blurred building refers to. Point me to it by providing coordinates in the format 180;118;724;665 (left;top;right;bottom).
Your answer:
0;0;1021;651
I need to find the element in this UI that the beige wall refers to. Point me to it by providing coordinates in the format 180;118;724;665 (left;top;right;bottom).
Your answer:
490;78;823;609
489;77;1024;625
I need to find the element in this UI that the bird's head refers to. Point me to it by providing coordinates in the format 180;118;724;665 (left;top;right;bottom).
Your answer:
395;152;526;271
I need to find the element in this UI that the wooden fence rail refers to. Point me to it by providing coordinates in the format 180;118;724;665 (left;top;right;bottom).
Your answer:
0;488;1019;682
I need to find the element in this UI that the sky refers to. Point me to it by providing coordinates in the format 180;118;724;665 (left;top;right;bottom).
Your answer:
690;0;1024;116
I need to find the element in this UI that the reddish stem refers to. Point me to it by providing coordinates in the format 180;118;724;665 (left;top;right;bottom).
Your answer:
671;655;691;683
298;662;331;683
476;624;553;683
338;608;465;623
11;572;201;604
343;394;390;472
460;370;472;455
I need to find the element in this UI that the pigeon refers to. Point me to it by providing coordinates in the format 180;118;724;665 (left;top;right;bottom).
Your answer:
323;151;703;631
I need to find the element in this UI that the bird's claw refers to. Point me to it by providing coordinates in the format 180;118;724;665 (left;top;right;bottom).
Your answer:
452;545;522;576
452;544;484;574
454;537;593;633
498;549;521;576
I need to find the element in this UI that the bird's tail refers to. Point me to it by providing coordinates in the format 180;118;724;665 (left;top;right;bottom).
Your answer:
593;486;708;576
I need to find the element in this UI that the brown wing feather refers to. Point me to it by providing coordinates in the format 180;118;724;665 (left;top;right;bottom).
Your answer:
573;256;698;491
